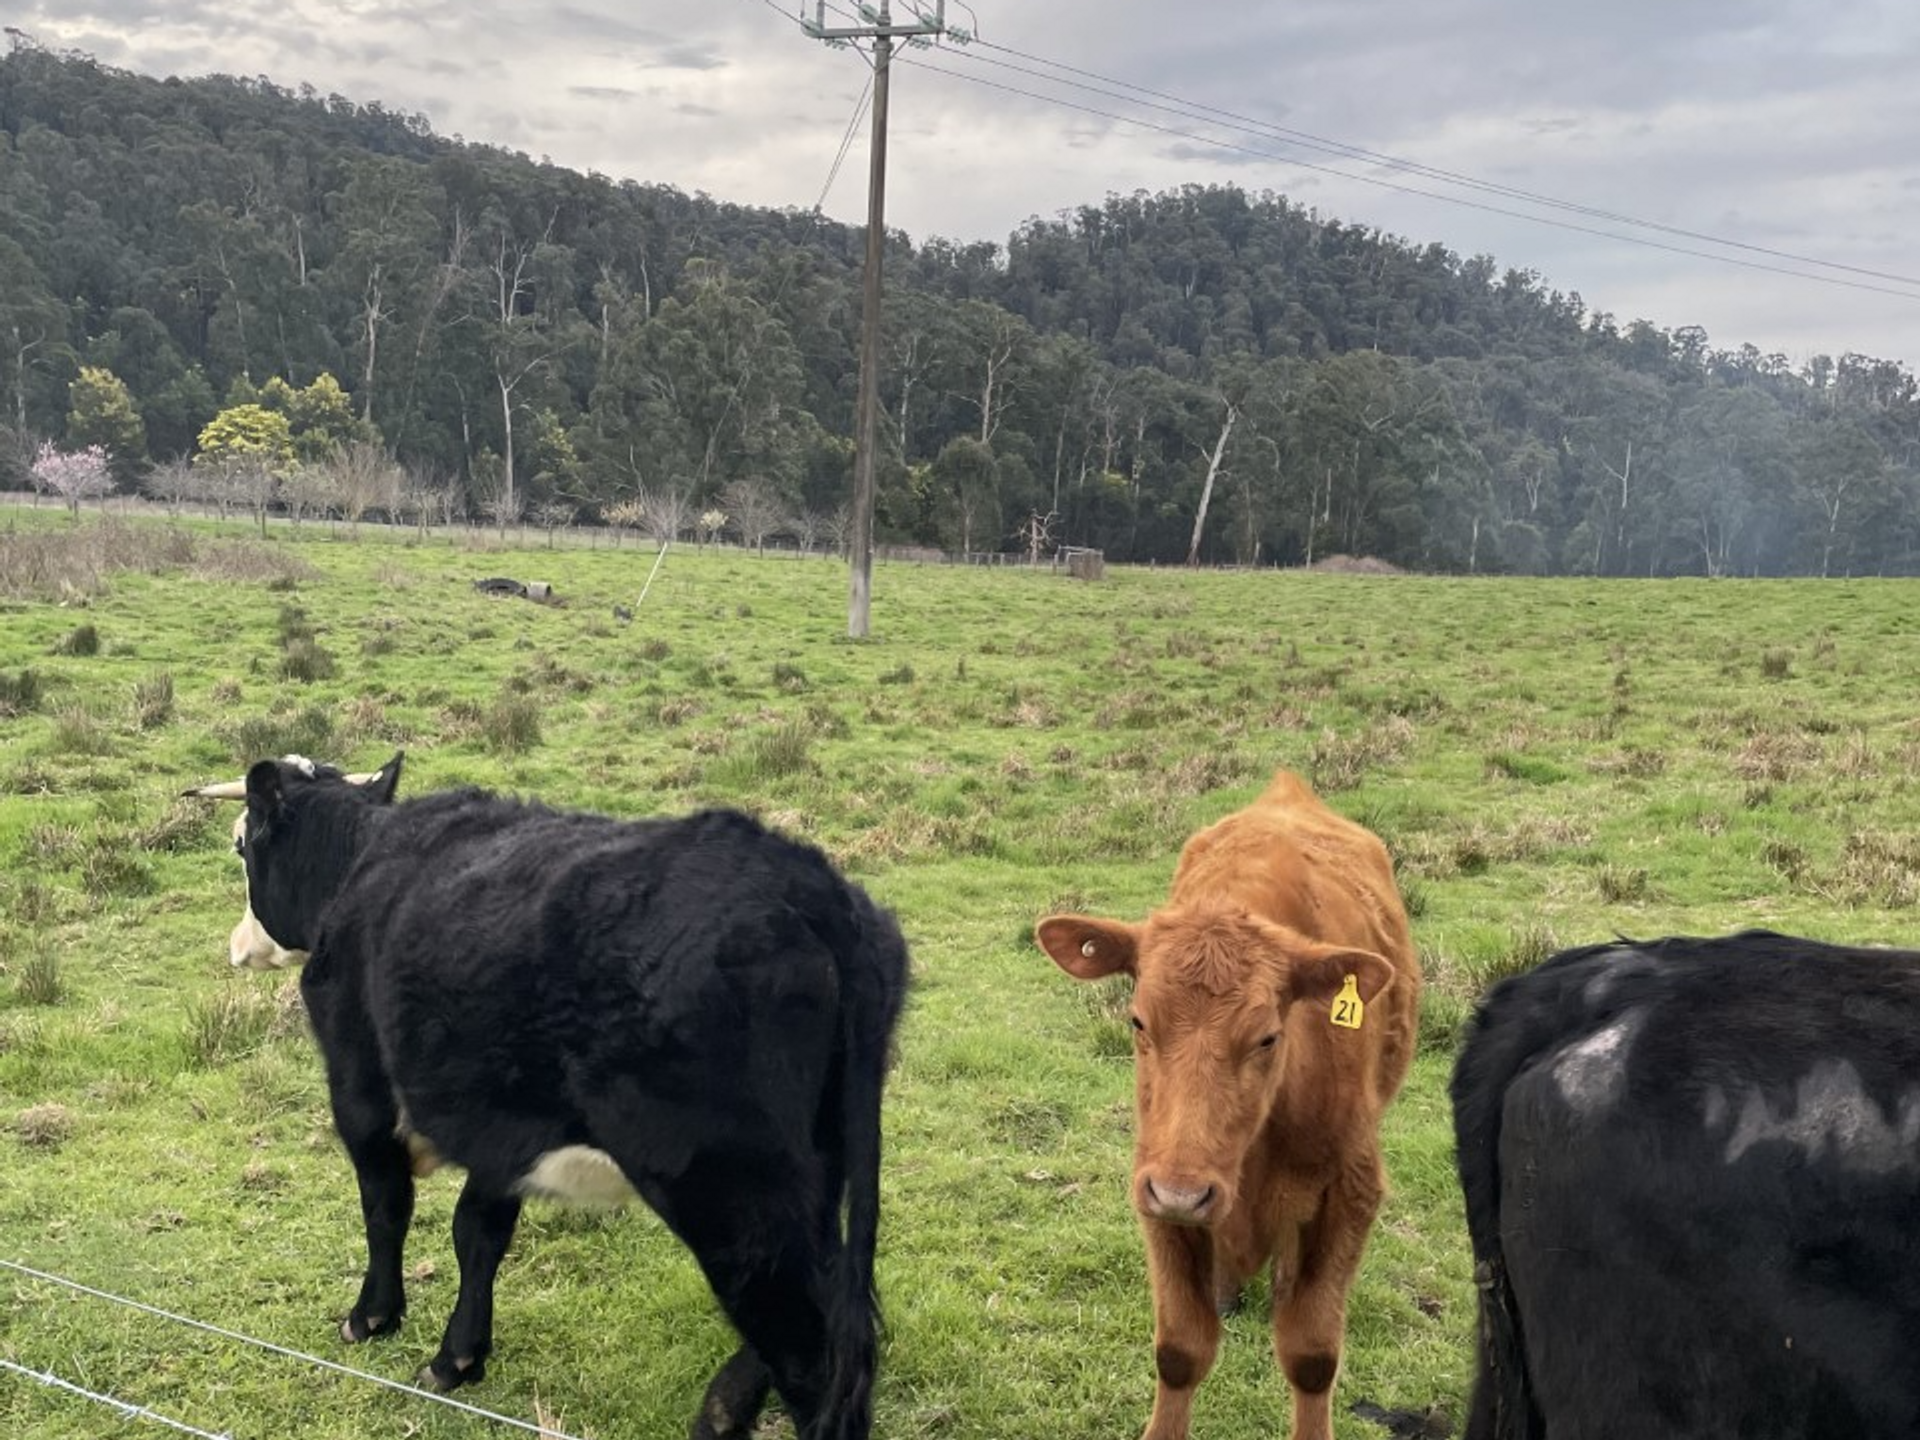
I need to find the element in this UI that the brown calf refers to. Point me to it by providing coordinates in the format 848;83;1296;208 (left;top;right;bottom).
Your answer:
1037;769;1419;1440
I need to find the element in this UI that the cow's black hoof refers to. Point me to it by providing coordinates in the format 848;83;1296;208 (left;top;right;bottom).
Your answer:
341;1310;404;1343
418;1354;485;1392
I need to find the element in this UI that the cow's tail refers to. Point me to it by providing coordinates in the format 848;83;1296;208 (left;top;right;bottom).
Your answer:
814;892;909;1440
1450;947;1623;1440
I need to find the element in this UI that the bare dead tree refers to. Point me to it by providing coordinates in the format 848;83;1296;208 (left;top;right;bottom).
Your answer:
321;441;405;534
279;464;339;528
788;508;826;557
1015;509;1060;566
139;457;201;517
721;478;784;556
639;486;690;549
822;503;854;560
532;498;576;549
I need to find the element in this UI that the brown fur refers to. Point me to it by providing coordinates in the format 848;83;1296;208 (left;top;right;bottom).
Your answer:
1037;769;1420;1440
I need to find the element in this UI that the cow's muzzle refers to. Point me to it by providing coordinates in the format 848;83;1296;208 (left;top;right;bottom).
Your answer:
1138;1174;1221;1224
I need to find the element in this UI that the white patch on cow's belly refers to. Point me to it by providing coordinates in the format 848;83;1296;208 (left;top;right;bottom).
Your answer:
1722;1060;1920;1175
515;1145;639;1207
1551;1011;1642;1113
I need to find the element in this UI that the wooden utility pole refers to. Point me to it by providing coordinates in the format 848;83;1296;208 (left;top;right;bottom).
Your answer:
803;1;947;638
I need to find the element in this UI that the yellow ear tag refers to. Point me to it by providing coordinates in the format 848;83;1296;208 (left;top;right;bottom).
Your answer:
1330;974;1365;1031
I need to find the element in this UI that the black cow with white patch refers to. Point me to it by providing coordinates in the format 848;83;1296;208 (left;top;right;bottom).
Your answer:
189;753;909;1440
1452;931;1920;1440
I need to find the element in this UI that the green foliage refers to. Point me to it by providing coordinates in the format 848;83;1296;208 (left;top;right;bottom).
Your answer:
195;403;295;473
65;364;148;478
261;372;380;460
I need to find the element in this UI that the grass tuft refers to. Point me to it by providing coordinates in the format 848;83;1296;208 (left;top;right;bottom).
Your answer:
483;692;545;755
281;636;337;683
222;705;336;765
0;667;41;716
132;669;176;729
15;951;64;1006
184;986;279;1069
14;1102;74;1148
54;622;101;656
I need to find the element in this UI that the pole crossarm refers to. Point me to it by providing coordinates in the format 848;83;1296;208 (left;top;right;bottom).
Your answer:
802;1;947;40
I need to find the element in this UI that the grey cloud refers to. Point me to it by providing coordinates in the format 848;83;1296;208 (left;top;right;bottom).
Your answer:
551;5;674;47
649;43;723;71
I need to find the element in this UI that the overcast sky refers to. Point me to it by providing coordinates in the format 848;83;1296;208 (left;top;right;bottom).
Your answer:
20;1;1920;369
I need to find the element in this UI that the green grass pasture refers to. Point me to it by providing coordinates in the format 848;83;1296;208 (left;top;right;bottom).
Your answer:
3;516;1916;1438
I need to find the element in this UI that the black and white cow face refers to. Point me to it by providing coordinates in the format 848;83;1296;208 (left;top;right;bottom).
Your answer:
226;811;305;969
188;752;404;969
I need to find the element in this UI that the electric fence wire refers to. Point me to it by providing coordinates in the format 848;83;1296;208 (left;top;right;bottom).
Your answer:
0;1356;234;1440
0;1258;590;1440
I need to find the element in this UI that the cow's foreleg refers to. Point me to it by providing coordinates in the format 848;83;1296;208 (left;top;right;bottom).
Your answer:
421;1180;523;1391
1141;1222;1221;1440
1270;1156;1384;1440
329;1076;415;1343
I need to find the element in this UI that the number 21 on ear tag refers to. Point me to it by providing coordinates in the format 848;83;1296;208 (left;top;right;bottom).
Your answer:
1330;974;1365;1030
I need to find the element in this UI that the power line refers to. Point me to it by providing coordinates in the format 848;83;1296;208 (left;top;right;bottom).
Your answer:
815;71;874;212
954;36;1920;293
781;0;1920;301
893;52;1920;305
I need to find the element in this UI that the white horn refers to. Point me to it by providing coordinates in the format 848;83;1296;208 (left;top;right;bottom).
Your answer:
344;770;383;786
185;779;249;800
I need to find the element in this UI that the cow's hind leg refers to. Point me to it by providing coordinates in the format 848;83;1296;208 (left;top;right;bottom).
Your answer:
1270;1158;1383;1440
649;1157;845;1440
420;1178;524;1391
688;1346;774;1440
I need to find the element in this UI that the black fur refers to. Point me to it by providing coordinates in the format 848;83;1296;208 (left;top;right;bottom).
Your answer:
1452;931;1920;1440
238;753;909;1440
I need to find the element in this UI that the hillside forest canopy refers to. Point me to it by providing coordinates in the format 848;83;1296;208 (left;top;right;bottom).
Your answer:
2;43;1918;574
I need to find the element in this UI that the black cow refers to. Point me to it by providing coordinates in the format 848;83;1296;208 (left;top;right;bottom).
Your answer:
189;753;909;1440
1452;931;1920;1440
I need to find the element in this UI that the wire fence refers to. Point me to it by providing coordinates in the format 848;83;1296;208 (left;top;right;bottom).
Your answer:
1;1257;586;1440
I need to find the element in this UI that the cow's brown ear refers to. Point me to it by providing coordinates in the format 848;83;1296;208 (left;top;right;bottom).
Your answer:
1286;946;1396;1006
1036;915;1139;980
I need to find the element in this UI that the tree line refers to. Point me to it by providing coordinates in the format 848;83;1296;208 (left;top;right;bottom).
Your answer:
3;42;1917;573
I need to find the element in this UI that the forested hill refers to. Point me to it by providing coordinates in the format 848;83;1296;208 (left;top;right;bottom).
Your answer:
3;43;1917;574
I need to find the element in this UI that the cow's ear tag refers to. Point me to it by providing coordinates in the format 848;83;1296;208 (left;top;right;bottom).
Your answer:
1330;974;1365;1031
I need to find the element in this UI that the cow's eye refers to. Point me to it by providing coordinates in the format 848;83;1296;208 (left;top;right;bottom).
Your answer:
1256;1033;1278;1050
1129;1014;1146;1034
